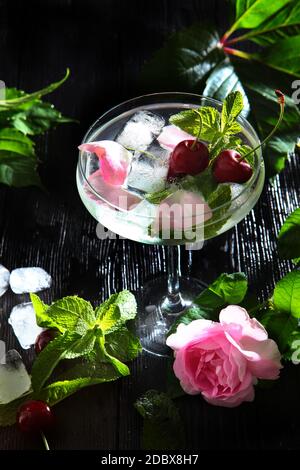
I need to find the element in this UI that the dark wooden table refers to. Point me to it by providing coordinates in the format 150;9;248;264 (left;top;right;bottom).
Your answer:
0;0;299;451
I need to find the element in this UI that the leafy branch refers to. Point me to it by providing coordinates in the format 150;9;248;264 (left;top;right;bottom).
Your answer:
141;0;300;178
0;69;74;188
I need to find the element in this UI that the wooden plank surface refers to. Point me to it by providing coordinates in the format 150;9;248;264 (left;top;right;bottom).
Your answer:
0;0;299;450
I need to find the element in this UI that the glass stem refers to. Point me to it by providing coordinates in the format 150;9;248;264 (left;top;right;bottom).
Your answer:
162;245;185;315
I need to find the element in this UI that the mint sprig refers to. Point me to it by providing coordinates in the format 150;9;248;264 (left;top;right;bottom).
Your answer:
0;290;141;426
169;90;245;161
0;69;74;188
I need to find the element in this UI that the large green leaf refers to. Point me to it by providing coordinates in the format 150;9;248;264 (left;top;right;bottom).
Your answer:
273;270;300;318
235;1;300;45
259;307;298;354
0;152;41;187
141;23;224;90
11;100;74;136
228;0;292;34
278;208;300;259
0;128;35;157
203;61;250;115
168;272;248;335
257;34;300;76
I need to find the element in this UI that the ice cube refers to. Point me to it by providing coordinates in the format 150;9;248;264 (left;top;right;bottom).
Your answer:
0;350;31;404
116;110;165;151
126;141;170;194
8;302;44;350
0;264;10;297
9;267;52;294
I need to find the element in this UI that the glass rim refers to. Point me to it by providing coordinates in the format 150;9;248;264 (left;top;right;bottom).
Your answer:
77;92;264;218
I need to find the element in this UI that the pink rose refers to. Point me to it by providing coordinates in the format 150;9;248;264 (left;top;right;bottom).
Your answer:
166;305;282;407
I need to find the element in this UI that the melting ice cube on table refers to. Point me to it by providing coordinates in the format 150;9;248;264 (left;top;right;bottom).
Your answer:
0;350;31;404
0;264;10;297
116;110;165;151
9;267;52;294
8;302;44;350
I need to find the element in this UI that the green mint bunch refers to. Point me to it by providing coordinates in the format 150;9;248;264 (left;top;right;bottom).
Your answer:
0;290;141;426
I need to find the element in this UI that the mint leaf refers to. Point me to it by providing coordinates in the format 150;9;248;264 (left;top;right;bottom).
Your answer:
168;272;248;335
204;183;231;239
40;296;96;334
0;360;124;427
30;293;54;328
181;168;218;200
221;91;243;132
95;290;137;333
0;128;35;157
169;106;221;142
273;270;300;318
208;272;248;304
105;327;142;362
135;390;185;450
278;208;300;260
31;330;96;392
258;306;298;355
145;187;174;205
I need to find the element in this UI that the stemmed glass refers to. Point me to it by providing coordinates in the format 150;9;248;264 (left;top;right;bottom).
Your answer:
77;93;265;356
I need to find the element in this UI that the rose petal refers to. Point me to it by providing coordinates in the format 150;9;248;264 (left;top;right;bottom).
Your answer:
79;140;132;186
220;305;268;342
166;319;218;351
86;169;142;210
157;125;194;150
203;381;255;408
173;348;201;395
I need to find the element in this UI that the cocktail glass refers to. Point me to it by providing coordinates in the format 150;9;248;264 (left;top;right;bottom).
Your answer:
77;93;265;356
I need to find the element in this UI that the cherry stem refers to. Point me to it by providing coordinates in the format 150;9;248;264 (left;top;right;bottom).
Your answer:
191;111;203;150
239;90;285;163
41;431;50;451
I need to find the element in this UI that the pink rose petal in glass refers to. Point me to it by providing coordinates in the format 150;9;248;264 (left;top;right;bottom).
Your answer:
86;169;142;211
157;125;194;151
79;140;132;186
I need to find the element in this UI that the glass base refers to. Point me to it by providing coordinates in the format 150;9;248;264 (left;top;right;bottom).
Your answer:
136;276;207;357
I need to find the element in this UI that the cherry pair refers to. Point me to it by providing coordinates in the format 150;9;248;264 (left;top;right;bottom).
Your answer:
168;139;252;183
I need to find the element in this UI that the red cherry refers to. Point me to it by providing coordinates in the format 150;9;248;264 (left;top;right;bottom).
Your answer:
35;329;57;354
17;400;54;434
168;140;209;179
213;149;253;183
